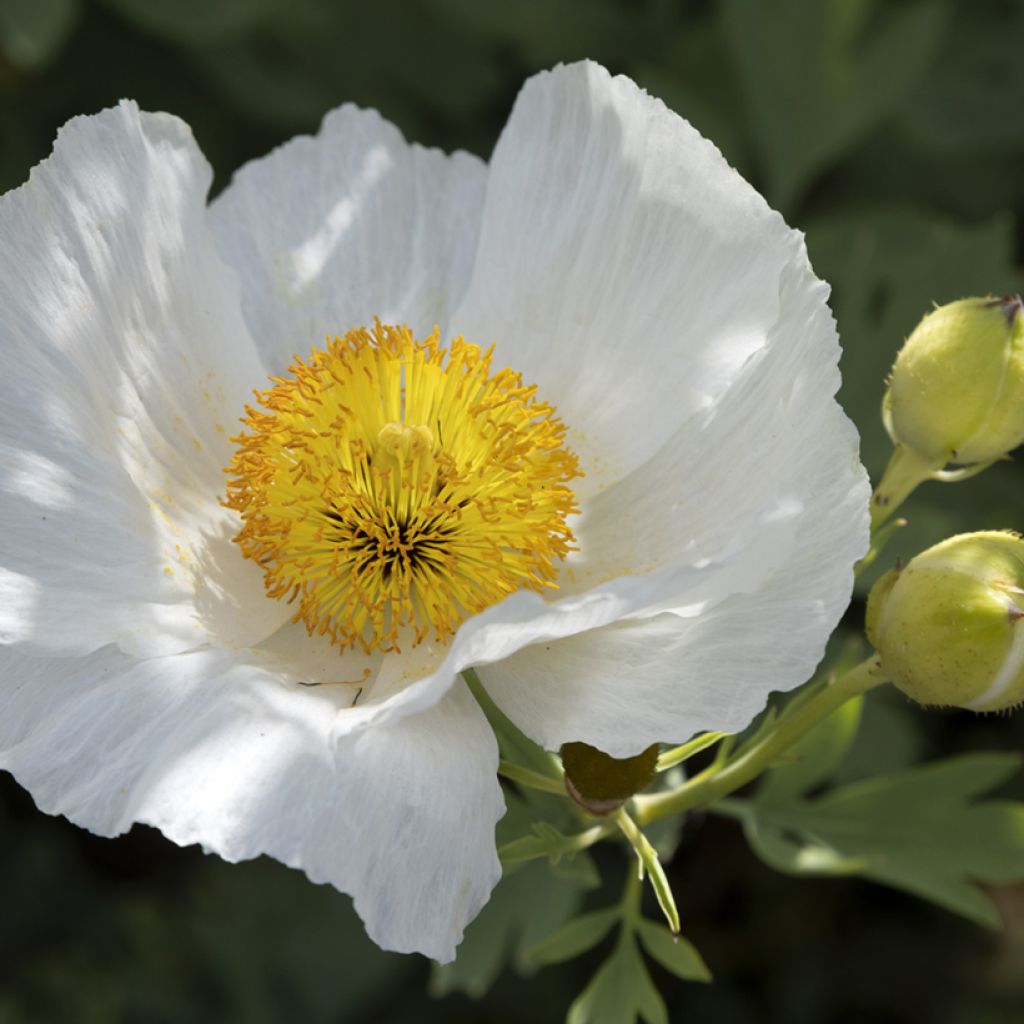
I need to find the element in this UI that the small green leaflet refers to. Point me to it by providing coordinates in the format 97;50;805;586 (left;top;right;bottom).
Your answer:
524;908;620;968
725;729;1024;927
635;922;711;983
567;938;667;1024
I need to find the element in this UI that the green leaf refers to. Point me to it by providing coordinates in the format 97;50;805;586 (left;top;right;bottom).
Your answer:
550;849;602;890
722;0;948;208
567;938;668;1024
0;0;79;70
523;908;620;968
636;922;712;983
734;752;1024;928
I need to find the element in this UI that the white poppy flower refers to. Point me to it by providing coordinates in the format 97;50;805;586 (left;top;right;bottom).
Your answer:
0;62;869;960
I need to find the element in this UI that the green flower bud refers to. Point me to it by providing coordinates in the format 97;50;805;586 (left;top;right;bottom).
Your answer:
867;531;1024;712
886;295;1024;465
560;741;660;815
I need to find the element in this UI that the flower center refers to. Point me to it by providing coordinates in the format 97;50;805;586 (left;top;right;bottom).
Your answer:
225;322;581;653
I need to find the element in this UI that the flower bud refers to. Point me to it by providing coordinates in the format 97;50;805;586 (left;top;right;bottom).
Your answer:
560;741;660;815
867;531;1024;712
886;295;1024;464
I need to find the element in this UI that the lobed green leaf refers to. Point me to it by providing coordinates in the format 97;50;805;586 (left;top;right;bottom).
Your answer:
733;752;1024;928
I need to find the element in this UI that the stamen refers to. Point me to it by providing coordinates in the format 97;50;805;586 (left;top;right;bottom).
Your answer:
225;321;581;653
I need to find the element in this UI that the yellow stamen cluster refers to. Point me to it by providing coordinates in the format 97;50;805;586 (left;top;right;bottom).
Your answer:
226;322;581;653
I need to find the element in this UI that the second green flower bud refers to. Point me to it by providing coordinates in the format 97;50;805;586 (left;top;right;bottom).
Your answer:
867;531;1024;712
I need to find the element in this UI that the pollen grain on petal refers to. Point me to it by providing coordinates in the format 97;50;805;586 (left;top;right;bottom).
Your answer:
225;321;581;653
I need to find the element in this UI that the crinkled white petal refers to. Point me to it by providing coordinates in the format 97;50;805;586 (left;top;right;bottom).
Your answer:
453;61;801;502
209;104;486;367
0;101;286;657
0;643;503;961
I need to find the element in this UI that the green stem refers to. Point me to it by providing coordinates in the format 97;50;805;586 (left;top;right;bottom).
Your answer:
619;861;643;933
463;668;561;779
656;731;726;772
633;656;889;827
854;515;907;579
707;797;748;821
498;821;614;865
498;759;566;796
870;444;943;530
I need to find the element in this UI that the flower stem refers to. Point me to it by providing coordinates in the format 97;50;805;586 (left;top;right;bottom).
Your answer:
462;667;562;779
632;656;889;827
854;514;907;579
498;759;566;795
498;821;614;865
869;444;944;531
656;731;726;772
619;859;643;933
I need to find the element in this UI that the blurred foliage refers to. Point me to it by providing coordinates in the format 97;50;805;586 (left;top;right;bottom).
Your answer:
3;0;1024;1020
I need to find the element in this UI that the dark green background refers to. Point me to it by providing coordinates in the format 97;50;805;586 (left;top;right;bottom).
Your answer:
2;0;1023;1021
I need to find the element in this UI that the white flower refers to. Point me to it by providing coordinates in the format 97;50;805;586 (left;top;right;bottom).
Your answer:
0;62;869;960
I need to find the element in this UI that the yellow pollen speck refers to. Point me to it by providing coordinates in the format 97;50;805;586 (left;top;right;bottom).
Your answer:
224;321;581;653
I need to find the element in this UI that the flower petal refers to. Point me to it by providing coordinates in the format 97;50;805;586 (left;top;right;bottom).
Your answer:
209;104;486;367
0;102;286;657
453;61;802;499
479;254;871;756
0;643;503;961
